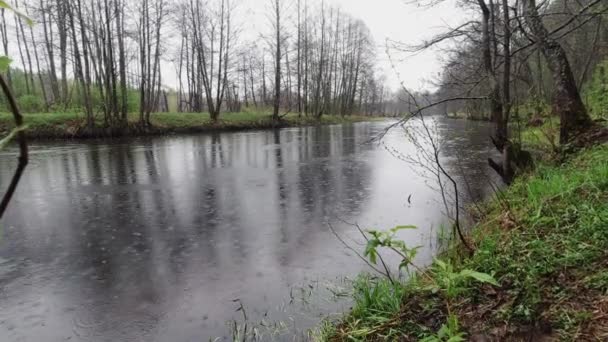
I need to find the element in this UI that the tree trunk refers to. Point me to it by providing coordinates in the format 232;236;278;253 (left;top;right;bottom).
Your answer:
296;0;302;116
115;0;128;126
41;0;60;103
67;0;94;132
272;0;281;121
523;0;592;144
57;0;69;106
477;0;504;146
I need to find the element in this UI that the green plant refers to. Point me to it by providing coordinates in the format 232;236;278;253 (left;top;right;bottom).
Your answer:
17;94;43;112
364;225;422;273
583;59;608;120
322;141;608;341
428;259;499;299
353;227;499;341
420;315;466;342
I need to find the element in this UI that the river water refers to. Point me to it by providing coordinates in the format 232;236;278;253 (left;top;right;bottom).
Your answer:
0;117;499;341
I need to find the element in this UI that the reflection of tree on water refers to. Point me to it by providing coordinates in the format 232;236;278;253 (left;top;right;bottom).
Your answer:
274;130;291;266
269;124;375;267
294;125;373;236
436;118;502;204
0;123;379;340
388;117;499;211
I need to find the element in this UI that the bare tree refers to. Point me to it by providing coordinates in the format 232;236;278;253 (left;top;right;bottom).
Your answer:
522;0;593;143
182;0;234;121
139;0;166;127
270;0;282;121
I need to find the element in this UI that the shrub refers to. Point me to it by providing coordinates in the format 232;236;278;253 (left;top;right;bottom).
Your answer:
17;94;44;112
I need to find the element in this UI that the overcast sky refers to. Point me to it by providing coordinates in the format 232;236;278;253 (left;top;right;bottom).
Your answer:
235;0;470;92
324;0;469;91
8;0;470;93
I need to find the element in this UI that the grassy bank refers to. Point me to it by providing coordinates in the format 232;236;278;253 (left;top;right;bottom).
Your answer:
0;110;382;140
445;112;491;121
317;137;608;341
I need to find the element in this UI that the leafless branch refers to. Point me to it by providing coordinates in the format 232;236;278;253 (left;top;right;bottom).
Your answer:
0;74;29;220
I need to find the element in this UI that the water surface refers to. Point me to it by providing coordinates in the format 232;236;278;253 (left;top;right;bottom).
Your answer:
0;118;499;341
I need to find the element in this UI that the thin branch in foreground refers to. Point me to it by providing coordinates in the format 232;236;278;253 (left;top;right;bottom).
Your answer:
0;74;28;220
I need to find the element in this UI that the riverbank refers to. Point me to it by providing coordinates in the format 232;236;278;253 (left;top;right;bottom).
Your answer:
317;132;608;340
0;111;383;140
445;112;490;121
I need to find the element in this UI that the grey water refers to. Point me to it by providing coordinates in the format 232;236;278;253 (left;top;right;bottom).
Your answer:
0;117;499;341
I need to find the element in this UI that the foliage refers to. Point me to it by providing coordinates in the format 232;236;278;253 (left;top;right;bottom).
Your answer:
427;259;498;299
419;315;465;342
583;59;608;121
321;134;608;341
364;225;420;272
322;224;499;341
350;275;409;328
0;56;11;73
17;94;43;113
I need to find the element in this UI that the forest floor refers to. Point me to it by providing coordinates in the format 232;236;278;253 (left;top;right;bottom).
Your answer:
315;119;608;341
0;110;382;140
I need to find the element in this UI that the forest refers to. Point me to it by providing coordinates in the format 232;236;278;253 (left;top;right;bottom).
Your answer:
0;0;391;138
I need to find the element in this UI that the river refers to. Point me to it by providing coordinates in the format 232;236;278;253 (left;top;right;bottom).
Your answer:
0;117;499;341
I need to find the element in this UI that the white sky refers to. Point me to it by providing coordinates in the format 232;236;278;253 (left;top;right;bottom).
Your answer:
323;0;469;91
234;0;471;92
7;0;471;93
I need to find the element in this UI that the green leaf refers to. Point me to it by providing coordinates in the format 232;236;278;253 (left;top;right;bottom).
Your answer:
0;1;34;26
434;259;448;270
0;56;12;72
364;239;379;264
459;269;499;286
419;336;439;342
0;1;13;9
0;125;28;150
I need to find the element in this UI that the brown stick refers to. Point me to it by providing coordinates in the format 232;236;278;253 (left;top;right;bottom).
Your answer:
0;74;28;219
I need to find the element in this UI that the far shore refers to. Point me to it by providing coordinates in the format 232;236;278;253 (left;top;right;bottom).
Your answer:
0;111;385;140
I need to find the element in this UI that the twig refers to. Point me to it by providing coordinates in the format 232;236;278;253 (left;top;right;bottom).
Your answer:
327;222;393;282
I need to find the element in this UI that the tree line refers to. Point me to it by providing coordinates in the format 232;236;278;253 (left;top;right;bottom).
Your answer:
0;0;390;129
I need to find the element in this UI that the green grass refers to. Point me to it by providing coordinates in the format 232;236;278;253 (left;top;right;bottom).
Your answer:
583;59;608;121
323;61;608;341
0;110;381;139
320;139;608;341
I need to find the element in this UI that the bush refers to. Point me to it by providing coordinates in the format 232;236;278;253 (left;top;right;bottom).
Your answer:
584;59;608;120
127;90;140;113
17;94;44;112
